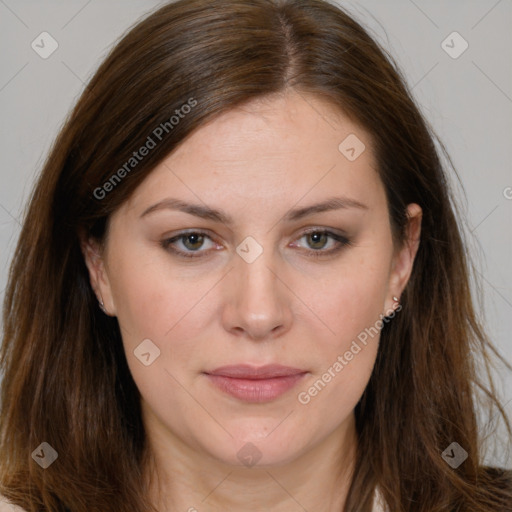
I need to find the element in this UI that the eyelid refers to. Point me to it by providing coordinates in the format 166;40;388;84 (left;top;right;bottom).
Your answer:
296;226;350;240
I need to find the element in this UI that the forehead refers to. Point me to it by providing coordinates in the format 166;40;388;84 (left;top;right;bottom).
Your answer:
173;91;372;167
121;91;382;217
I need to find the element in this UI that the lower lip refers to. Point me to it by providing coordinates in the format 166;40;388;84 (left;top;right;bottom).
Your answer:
205;373;307;403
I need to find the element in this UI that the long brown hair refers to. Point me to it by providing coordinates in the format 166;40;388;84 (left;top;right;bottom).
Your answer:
1;0;511;510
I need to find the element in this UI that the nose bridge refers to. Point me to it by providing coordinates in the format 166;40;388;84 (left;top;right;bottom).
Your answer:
241;248;276;293
235;232;275;278
237;237;281;308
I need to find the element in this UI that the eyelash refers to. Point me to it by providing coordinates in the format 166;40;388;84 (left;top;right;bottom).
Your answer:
160;229;352;260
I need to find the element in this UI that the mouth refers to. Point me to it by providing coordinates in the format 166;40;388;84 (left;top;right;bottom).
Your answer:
203;364;308;403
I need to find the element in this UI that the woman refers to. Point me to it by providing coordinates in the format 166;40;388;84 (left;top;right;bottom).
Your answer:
0;0;510;510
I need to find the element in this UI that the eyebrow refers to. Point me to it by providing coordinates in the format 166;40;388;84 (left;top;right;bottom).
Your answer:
140;196;368;224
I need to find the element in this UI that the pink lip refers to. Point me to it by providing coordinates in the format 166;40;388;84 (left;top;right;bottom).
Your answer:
204;365;307;403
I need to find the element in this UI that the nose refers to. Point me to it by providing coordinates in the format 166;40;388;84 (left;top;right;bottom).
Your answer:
221;246;293;341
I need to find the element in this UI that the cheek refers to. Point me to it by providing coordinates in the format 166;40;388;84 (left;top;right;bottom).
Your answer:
108;246;221;382
108;239;208;337
308;252;390;348
109;256;212;426
293;248;390;408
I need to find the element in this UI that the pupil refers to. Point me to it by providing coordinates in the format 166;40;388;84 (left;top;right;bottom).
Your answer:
185;234;203;250
309;232;326;249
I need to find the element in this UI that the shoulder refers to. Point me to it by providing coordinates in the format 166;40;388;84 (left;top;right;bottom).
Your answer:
0;495;27;512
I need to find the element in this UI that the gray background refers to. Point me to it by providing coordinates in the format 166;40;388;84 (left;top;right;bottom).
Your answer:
0;1;511;468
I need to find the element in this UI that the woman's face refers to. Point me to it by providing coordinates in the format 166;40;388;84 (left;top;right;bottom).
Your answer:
84;91;421;469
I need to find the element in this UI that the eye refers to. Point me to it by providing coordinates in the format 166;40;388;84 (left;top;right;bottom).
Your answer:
160;231;218;259
291;229;352;258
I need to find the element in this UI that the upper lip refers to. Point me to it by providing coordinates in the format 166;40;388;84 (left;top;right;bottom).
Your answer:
205;364;306;379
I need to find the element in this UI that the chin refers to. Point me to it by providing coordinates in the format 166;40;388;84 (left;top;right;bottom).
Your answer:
200;419;312;469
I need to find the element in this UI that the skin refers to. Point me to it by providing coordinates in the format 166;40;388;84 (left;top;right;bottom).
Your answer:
82;90;422;512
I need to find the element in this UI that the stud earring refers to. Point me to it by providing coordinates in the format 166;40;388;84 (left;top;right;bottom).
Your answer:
98;300;107;314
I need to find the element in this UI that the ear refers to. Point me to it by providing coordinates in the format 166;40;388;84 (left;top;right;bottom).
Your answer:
385;203;422;313
79;232;117;316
